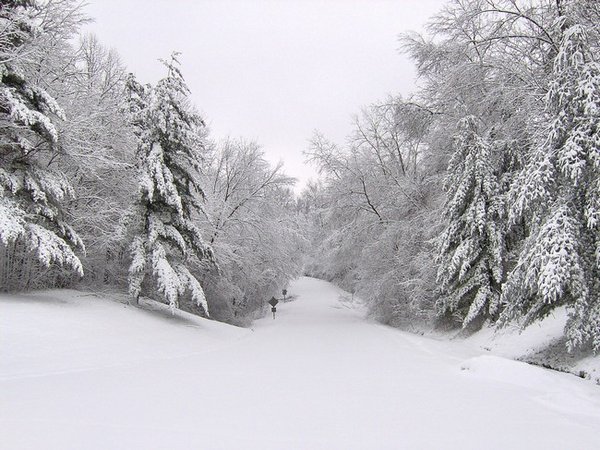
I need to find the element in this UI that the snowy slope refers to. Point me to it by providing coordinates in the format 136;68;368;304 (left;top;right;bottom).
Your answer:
2;278;600;449
0;290;248;381
461;307;600;383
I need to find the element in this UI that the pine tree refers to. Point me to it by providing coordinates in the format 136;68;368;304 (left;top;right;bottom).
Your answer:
126;54;214;313
436;116;504;330
502;17;600;351
0;0;84;290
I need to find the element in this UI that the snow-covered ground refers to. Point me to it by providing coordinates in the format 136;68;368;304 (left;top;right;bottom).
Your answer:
2;277;600;449
461;306;600;383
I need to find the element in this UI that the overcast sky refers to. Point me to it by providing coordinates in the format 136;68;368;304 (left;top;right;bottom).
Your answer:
83;0;446;191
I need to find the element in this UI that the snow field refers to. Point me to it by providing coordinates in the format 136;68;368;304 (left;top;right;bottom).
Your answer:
2;277;600;449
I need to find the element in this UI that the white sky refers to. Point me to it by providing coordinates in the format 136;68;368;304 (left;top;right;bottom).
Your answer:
82;0;446;191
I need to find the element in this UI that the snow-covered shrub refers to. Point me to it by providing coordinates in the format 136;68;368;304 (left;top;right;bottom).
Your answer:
359;210;439;330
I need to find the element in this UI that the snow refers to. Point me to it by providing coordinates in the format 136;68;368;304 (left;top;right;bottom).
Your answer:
464;306;600;383
2;277;600;449
464;308;570;359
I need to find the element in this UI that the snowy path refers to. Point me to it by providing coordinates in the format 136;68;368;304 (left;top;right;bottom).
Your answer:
2;277;600;449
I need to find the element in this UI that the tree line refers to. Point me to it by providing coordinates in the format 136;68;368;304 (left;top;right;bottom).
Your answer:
0;0;304;325
2;0;598;349
301;0;600;351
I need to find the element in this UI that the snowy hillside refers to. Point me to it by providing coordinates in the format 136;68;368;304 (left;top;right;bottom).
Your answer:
2;278;600;449
462;307;600;384
0;290;248;380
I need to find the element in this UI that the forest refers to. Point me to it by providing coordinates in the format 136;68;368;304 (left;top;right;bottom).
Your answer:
1;0;599;353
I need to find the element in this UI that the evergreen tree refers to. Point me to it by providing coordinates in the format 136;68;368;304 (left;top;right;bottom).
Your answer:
436;116;504;329
502;17;600;351
0;0;84;290
126;54;214;313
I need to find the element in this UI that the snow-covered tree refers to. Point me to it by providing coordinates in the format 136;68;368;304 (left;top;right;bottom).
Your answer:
502;17;600;351
57;35;136;286
0;0;84;290
436;116;505;330
302;98;439;327
200;139;304;323
126;54;214;313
